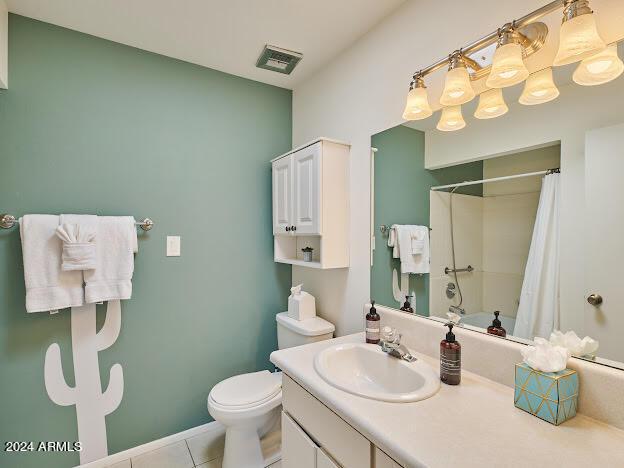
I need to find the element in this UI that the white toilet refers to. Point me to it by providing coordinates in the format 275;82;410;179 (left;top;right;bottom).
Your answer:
208;312;335;468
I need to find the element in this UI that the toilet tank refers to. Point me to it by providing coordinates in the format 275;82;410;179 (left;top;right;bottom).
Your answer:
276;312;335;349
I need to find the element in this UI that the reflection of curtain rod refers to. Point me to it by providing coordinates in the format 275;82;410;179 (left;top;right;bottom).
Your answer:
430;168;560;191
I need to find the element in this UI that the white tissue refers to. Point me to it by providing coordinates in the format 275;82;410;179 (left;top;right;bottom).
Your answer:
446;312;462;325
290;284;302;296
549;330;599;357
521;337;571;373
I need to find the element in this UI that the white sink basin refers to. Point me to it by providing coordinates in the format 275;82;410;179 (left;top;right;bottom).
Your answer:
314;343;440;403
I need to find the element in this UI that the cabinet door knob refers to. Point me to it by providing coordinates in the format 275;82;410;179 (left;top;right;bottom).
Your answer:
292;226;297;231
285;226;290;232
587;294;603;306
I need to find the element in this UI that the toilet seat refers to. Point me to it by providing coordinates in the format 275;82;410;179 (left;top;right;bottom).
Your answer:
210;371;282;409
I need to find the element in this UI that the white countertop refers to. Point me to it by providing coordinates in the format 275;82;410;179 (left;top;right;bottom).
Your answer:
270;333;624;468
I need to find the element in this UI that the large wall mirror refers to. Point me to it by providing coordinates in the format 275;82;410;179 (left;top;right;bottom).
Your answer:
371;43;624;370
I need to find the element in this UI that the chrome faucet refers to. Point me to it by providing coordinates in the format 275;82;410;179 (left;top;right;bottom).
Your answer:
449;305;466;316
379;327;416;362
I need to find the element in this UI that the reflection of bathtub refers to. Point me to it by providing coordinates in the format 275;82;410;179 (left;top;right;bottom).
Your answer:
461;312;516;332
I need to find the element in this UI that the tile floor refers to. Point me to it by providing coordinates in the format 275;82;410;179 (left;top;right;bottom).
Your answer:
106;430;281;468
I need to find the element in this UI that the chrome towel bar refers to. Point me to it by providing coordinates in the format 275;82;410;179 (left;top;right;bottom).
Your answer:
0;214;154;231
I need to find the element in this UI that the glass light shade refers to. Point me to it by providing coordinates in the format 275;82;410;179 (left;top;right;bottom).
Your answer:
519;68;560;105
486;43;529;88
474;89;508;119
573;43;624;86
440;67;475;106
402;86;433;120
554;13;606;66
437;106;466;132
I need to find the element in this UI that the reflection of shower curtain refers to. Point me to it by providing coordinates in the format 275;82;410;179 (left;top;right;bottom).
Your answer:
513;173;561;340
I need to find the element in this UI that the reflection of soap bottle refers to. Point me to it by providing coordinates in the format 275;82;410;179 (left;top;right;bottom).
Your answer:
366;301;380;344
440;323;461;385
487;311;507;337
400;296;414;314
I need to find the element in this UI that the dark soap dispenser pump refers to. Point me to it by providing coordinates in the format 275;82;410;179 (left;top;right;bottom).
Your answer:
440;323;461;385
366;301;380;344
487;311;507;337
400;296;414;314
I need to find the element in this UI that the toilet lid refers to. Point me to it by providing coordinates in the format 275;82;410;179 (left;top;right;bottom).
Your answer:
211;371;282;407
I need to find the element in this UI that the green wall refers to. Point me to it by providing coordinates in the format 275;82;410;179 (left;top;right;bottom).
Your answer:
371;125;482;314
0;15;292;468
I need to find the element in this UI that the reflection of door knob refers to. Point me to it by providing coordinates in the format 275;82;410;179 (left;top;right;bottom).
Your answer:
587;294;603;306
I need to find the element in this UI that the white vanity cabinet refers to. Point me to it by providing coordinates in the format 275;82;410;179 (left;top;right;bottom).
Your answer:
271;139;349;269
281;375;404;468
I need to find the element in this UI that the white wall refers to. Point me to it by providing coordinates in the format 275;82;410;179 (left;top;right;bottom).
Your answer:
0;0;7;89
292;0;624;335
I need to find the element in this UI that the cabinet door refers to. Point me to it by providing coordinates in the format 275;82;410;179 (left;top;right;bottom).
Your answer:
292;142;322;235
282;411;316;468
317;448;340;468
375;447;403;468
272;156;293;235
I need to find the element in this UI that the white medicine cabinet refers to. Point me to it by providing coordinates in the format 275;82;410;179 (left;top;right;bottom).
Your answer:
271;138;349;269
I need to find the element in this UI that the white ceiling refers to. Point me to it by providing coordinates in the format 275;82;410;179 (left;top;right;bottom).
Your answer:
6;0;406;89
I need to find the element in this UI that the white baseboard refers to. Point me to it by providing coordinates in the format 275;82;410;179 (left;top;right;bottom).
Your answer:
76;421;224;468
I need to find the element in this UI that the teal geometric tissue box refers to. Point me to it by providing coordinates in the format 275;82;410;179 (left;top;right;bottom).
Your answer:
514;363;578;425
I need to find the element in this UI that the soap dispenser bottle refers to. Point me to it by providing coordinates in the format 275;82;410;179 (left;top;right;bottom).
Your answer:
400;296;414;314
366;301;380;344
487;311;507;337
440;323;461;385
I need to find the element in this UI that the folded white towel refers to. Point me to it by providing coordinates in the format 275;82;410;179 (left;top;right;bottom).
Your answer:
19;215;85;313
56;215;97;271
395;225;430;274
84;217;138;304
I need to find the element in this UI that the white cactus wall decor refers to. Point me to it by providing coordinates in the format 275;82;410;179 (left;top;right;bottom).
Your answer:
392;268;416;311
44;300;124;464
392;268;409;305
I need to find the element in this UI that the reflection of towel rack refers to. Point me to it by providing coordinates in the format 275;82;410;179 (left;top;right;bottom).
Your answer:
379;224;431;236
0;213;155;231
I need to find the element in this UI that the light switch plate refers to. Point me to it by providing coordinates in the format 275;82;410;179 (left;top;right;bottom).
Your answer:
167;236;181;257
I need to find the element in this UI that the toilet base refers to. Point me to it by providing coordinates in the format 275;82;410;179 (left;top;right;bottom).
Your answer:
222;425;265;468
221;406;280;468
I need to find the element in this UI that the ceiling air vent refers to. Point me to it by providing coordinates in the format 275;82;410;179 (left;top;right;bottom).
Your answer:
256;45;303;75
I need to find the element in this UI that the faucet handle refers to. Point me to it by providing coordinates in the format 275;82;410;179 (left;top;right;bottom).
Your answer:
380;326;401;346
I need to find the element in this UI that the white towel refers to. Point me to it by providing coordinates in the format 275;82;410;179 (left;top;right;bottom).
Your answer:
387;225;400;258
395;225;430;274
19;215;85;313
55;214;97;271
84;216;138;304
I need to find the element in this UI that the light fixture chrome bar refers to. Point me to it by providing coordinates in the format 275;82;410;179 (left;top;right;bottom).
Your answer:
412;1;564;80
430;169;556;191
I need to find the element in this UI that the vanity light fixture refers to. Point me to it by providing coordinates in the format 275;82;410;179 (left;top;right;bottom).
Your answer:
573;43;624;86
486;26;530;88
402;0;611;130
437;106;466;132
440;53;476;106
554;0;606;66
402;76;433;120
474;88;508;119
519;67;560;105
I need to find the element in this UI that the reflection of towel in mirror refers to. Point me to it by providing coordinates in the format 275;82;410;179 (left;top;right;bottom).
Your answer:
387;225;400;258
56;215;97;271
395;225;430;274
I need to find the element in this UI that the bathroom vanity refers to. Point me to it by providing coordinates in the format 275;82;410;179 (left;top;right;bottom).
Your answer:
271;325;624;468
